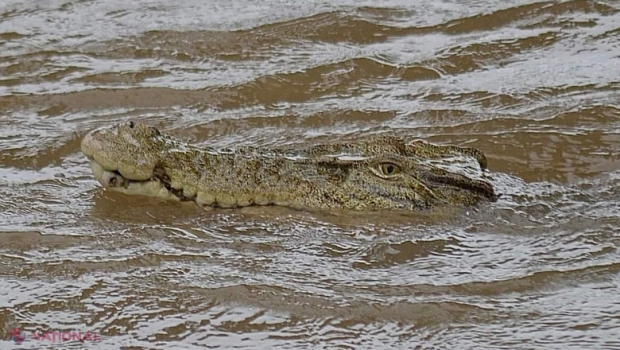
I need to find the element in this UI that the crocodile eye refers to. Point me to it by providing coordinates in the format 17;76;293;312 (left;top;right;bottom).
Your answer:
129;121;135;129
380;162;400;176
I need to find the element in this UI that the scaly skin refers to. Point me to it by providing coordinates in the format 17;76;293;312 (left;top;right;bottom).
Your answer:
81;121;498;211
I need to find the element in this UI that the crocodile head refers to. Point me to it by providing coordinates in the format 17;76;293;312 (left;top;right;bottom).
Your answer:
81;121;499;211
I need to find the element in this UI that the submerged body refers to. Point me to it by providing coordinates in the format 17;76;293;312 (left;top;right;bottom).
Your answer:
81;121;499;211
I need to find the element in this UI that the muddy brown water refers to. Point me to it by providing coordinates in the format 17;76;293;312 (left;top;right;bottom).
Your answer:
1;0;620;349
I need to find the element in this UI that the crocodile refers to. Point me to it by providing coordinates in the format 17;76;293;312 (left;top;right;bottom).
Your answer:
81;121;499;211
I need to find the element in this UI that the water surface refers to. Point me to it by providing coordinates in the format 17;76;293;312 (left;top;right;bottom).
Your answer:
1;0;619;349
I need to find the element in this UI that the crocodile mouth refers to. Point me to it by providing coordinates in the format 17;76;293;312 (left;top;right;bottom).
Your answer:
82;125;194;202
87;159;190;202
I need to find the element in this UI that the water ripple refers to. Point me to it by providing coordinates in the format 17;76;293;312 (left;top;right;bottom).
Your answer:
1;0;619;349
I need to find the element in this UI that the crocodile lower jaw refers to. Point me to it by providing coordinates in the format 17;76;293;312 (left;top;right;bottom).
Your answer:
88;159;181;202
87;159;293;209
